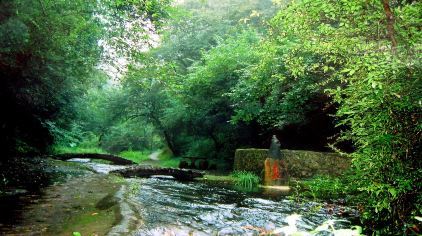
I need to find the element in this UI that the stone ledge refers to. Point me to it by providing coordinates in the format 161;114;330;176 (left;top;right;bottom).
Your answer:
234;149;351;179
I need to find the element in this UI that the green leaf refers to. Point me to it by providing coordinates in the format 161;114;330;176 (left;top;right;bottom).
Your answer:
388;187;397;198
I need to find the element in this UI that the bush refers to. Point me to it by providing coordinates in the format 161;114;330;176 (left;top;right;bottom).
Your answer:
231;171;261;190
299;175;349;200
184;138;217;159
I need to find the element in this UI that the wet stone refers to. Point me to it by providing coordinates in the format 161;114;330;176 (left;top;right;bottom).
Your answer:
96;194;118;210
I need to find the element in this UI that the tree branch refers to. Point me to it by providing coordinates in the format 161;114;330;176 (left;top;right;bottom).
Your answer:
381;0;397;51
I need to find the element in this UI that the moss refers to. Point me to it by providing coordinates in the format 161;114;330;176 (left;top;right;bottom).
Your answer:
201;174;236;183
43;175;122;236
59;207;117;236
96;193;118;210
1;174;124;235
233;149;268;177
234;149;351;179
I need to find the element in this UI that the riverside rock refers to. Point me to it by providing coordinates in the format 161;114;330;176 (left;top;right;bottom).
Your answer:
111;165;204;181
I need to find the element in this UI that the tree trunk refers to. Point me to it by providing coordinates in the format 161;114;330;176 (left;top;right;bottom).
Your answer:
381;0;397;50
162;129;179;156
151;115;179;156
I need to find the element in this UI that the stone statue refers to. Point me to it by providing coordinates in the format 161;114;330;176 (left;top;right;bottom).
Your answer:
264;135;289;186
268;135;282;159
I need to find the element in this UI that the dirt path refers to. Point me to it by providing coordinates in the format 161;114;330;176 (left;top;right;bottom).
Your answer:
148;150;161;161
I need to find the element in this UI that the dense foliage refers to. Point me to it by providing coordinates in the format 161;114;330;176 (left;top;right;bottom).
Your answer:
0;0;102;156
265;0;421;233
0;0;171;157
1;0;420;234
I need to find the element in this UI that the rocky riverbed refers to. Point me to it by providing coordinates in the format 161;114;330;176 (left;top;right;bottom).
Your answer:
0;157;359;235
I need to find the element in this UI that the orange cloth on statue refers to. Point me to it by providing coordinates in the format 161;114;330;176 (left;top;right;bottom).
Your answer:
272;159;281;180
264;158;272;184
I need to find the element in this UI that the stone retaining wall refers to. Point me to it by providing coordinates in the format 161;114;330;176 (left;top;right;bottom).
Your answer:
233;149;351;179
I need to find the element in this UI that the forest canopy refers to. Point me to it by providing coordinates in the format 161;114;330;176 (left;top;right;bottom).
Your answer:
1;0;421;234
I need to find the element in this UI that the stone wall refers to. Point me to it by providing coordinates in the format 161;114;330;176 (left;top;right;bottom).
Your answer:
233;149;351;179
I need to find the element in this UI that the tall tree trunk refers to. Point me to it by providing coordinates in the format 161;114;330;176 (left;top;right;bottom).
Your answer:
151;115;179;156
381;0;397;51
162;129;178;156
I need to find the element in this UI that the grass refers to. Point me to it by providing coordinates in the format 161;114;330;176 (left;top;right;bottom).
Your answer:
53;146;107;154
201;174;236;184
231;171;261;190
157;157;182;168
156;148;173;159
119;148;182;167
119;150;150;164
295;175;349;200
54;146;152;164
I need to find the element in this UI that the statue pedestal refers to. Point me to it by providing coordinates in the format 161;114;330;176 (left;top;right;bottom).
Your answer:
264;158;289;186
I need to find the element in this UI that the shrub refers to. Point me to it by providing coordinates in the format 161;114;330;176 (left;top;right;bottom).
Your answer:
299;175;349;200
231;171;261;189
185;138;217;159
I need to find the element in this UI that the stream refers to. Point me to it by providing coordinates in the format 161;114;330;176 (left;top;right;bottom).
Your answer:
0;159;357;235
117;177;355;235
86;160;357;235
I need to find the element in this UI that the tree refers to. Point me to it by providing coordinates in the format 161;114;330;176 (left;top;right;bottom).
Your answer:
153;0;276;72
0;0;172;157
178;30;262;159
122;56;180;154
261;0;421;232
121;0;277;160
0;0;102;156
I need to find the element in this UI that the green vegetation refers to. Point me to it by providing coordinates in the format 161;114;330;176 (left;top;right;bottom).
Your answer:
119;150;150;164
231;171;261;190
54;146;108;155
266;1;420;233
296;175;351;201
202;175;235;184
157;157;182;168
1;0;420;234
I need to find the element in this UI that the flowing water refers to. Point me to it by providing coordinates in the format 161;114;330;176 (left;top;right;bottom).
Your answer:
111;177;356;235
0;160;357;235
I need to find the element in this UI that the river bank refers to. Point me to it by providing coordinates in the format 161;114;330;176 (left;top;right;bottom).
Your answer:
0;158;125;235
0;157;359;235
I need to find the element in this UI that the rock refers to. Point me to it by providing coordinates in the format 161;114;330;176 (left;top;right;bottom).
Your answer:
111;165;204;181
218;227;237;235
2;188;28;196
234;149;351;179
264;222;276;231
95;193;118;210
52;153;135;165
179;160;189;169
198;160;209;170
